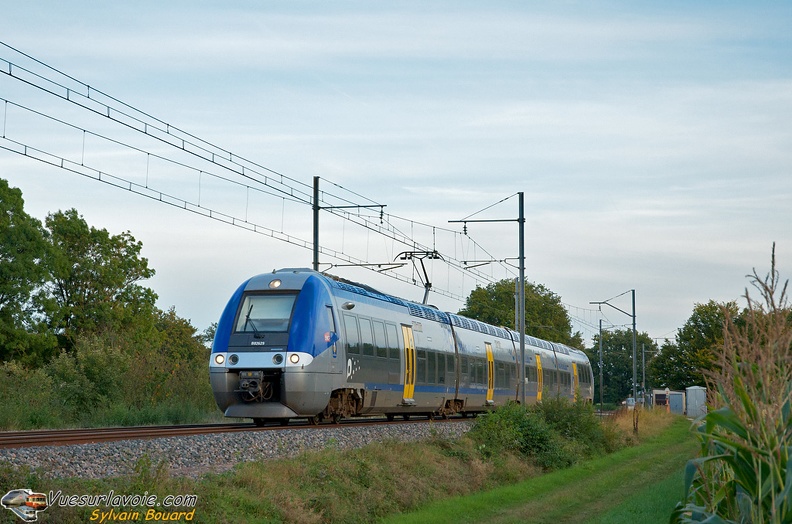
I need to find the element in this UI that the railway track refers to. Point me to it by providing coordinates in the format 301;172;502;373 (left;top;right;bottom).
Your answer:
0;416;458;449
0;423;265;449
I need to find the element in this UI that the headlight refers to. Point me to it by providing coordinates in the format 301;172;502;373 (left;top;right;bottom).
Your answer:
272;354;284;365
289;354;300;364
214;354;225;365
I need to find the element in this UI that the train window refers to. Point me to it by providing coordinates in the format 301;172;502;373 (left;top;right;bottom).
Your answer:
447;354;455;373
497;362;506;388
526;366;536;382
234;294;297;333
372;321;387;358
438;354;446;384
460;356;468;376
342;313;360;354
428;352;437;384
476;359;484;385
359;317;374;356
416;350;427;385
582;364;592;384
385;323;400;360
325;306;336;332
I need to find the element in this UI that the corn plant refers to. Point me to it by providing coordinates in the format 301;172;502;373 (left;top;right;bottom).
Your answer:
672;246;792;524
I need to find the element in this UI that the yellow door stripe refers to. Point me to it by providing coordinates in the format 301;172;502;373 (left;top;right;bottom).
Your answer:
485;343;494;403
401;325;415;401
572;362;579;401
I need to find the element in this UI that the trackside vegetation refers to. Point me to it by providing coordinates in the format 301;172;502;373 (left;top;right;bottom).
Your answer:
466;398;625;469
672;247;792;524
0;401;685;523
0;178;218;429
386;414;694;524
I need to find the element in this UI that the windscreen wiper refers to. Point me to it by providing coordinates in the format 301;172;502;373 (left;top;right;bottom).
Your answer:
244;303;264;338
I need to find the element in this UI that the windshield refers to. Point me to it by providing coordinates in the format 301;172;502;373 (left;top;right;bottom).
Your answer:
234;294;297;333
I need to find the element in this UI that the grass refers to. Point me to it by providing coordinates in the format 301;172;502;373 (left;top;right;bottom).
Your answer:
587;468;687;524
383;415;697;524
0;408;691;523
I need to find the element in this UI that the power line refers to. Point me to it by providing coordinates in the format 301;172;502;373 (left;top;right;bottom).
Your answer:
0;42;519;301
0;97;308;205
0;132;469;301
0;42;375;211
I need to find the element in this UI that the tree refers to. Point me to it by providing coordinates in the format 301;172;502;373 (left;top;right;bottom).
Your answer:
0;179;55;363
584;328;657;404
645;339;684;391
39;209;157;349
458;279;583;348
649;300;738;390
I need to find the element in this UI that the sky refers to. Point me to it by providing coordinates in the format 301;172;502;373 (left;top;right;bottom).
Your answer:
1;1;791;346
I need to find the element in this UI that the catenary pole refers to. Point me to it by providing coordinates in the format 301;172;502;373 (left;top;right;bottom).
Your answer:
518;192;526;406
313;176;319;271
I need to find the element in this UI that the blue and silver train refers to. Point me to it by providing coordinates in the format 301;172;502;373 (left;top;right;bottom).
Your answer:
210;268;594;425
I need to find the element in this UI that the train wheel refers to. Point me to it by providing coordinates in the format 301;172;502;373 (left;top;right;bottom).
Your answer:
461;412;468;418
253;418;267;427
386;414;395;421
402;414;410;421
308;416;318;426
331;413;341;424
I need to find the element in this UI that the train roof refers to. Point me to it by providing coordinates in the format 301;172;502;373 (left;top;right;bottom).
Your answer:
314;270;583;356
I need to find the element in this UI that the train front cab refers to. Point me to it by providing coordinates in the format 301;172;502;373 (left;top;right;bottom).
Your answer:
210;271;341;423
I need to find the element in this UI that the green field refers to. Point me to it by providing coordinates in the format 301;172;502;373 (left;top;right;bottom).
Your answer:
384;417;697;524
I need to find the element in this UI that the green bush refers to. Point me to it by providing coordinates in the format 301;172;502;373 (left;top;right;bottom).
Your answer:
468;402;530;456
469;400;605;470
0;318;217;430
0;361;65;429
516;408;571;469
533;395;611;456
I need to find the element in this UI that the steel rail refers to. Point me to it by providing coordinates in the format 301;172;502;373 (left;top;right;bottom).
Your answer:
0;417;465;449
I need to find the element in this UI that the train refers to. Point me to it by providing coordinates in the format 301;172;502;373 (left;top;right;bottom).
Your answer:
1;490;47;522
210;268;594;425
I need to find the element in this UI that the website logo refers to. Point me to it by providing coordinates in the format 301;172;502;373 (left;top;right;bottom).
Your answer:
2;489;48;522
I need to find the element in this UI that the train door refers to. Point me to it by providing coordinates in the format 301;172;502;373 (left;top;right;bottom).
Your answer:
572;362;579;401
401;325;416;403
535;354;543;402
485;343;494;405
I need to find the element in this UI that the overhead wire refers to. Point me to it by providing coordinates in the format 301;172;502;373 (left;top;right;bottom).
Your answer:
2;46;598;325
0;96;308;205
0;42;510;301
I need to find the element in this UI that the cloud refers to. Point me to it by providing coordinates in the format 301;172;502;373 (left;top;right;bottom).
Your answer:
2;1;791;340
